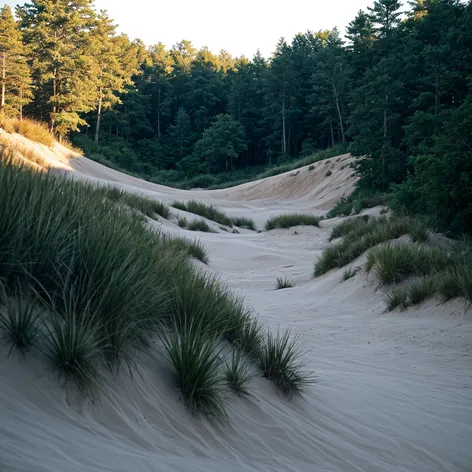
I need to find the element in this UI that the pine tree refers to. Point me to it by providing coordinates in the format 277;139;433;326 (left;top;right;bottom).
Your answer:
17;0;97;138
0;5;32;118
89;12;140;143
167;107;194;162
193;114;247;173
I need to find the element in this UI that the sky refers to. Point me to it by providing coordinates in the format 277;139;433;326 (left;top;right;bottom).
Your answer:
5;0;376;58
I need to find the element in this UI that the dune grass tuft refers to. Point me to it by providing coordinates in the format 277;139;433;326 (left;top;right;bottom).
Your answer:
225;349;251;396
233;216;256;230
315;215;438;277
257;329;313;398
385;287;409;311
41;313;103;392
342;267;359;281
265;213;322;231
367;243;448;285
328;215;369;241
100;186;170;219
406;277;436;306
163;236;209;264
162;321;227;421
275;277;295;290
177;216;188;228
0;295;41;356
188;219;214;233
172;200;233;227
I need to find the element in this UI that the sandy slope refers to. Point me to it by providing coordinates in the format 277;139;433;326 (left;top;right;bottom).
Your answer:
1;141;472;472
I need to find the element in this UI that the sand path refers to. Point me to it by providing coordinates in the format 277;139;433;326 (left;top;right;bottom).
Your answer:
1;142;471;472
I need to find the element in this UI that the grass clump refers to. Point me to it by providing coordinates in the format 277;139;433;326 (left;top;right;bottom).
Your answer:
177;216;188;228
265;213;322;231
315;215;434;277
275;277;295;290
162;321;227;421
385;287;409;311
100;186;170;219
328;215;369;241
258;329;313;398
328;190;386;218
41;313;103;392
367;243;448;285
233;216;256;230
163;236;209;264
406;277;436;306
188;219;213;233
172;200;233;227
342;266;359;281
0;295;41;356
225;349;251;396
0;116;54;147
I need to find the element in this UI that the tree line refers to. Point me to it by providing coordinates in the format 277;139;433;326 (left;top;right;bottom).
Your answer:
1;0;471;232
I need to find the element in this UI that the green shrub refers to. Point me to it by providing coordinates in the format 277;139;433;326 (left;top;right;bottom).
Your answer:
162;320;227;421
225;349;251;396
265;213;322;231
172;200;233;227
233;216;256;230
257;329;313;398
188;219;213;232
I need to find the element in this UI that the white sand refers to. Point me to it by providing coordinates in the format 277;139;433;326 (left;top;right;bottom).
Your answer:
1;141;472;472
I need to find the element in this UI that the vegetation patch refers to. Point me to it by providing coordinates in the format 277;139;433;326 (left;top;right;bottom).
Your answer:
225;349;251;397
257;329;314;398
0;117;53;147
265;213;322;231
172;200;233;227
342;267;360;281
233;216;256;230
100;186;170;219
275;277;295;290
188;219;214;233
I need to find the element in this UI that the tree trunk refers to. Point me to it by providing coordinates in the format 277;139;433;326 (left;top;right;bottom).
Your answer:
334;87;345;144
330;120;335;147
50;72;57;134
157;85;161;143
1;52;6;113
95;90;103;144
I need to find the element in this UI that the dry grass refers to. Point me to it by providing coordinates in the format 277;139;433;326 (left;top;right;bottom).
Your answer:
0;116;53;147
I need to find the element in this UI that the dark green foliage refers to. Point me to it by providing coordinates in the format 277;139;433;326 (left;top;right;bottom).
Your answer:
225;349;251;396
159;235;209;265
161;321;227;421
275;277;295;290
188;219;213;233
0;294;41;356
232;217;256;230
172;200;233;227
257;329;314;398
265;213;322;231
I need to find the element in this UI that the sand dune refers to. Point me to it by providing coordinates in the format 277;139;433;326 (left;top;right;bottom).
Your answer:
1;140;472;472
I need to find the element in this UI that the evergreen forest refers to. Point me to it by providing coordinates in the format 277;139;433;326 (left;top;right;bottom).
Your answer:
1;0;471;233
